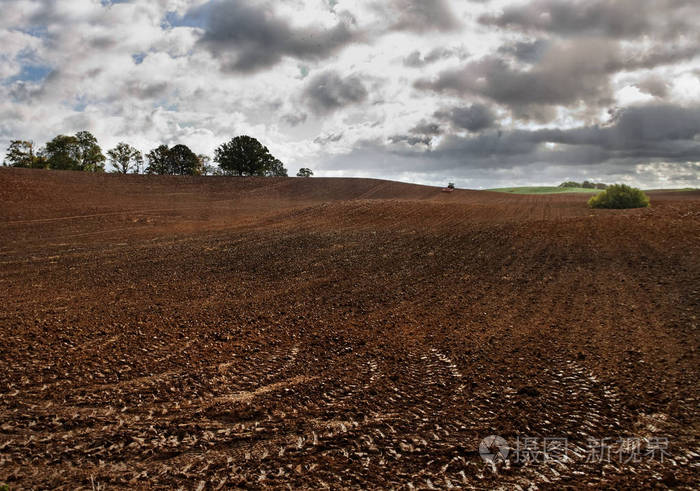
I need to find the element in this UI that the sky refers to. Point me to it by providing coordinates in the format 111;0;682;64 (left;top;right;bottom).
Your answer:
1;0;699;188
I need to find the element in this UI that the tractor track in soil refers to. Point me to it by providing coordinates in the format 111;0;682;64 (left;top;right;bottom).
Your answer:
0;168;698;488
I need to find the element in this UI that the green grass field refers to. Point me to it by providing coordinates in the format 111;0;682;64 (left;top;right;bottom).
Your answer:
645;188;698;192
487;186;603;195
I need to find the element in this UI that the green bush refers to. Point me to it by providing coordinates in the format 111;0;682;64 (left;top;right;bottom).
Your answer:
588;184;650;209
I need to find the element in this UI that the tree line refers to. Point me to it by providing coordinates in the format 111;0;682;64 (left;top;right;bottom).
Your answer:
3;132;315;177
559;180;608;190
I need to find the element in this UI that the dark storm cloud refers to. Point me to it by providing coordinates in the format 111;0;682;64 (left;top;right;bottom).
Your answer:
189;0;362;72
302;71;368;114
478;0;697;39
425;104;700;168
409;121;442;136
414;35;699;122
497;39;549;63
329;104;700;174
635;75;670;99
388;134;432;146
623;43;700;72
415;39;617;120
380;0;460;33
388;122;444;150
434;104;495;133
536;105;700;152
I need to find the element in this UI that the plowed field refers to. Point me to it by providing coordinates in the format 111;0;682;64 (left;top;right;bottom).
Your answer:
1;168;698;489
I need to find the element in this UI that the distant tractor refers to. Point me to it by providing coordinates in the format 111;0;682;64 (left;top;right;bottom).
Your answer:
443;182;455;193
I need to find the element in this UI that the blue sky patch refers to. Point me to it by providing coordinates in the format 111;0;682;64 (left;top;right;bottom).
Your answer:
162;5;208;30
18;25;48;37
4;64;53;84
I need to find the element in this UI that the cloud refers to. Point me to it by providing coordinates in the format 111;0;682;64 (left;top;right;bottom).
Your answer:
322;104;700;181
402;47;466;67
497;39;549;63
387;120;439;148
434;103;495;132
314;132;344;144
478;0;698;40
388;134;432;146
190;0;362;72
0;28;46;79
415;39;620;120
302;70;368;114
622;43;700;72
281;112;308;126
372;0;460;33
124;80;169;100
409;121;442;136
539;104;700;152
414;33;699;122
635;75;670;99
428;104;700;169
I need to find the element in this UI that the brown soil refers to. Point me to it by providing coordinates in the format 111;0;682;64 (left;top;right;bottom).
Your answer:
1;167;698;489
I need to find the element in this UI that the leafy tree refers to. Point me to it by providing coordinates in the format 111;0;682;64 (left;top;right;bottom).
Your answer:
297;167;314;177
169;144;200;175
265;158;288;177
145;144;202;175
214;135;287;177
33;154;49;169
75;131;105;172
4;140;37;168
146;145;172;175
107;142;143;174
560;180;608;189
44;135;81;170
9;131;104;171
588;184;650;209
